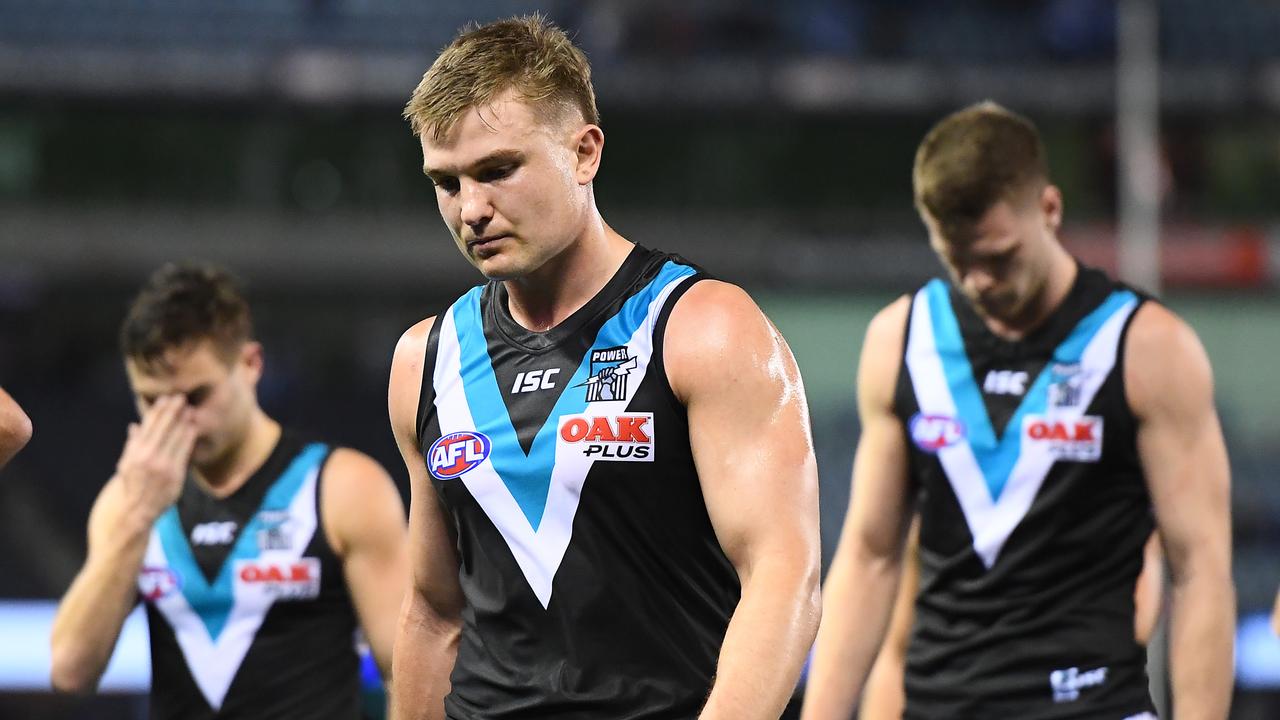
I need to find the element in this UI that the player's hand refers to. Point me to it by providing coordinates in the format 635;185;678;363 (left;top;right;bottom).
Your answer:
115;395;197;526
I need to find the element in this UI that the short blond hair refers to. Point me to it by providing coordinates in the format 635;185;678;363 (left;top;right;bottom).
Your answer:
913;101;1048;237
404;14;599;141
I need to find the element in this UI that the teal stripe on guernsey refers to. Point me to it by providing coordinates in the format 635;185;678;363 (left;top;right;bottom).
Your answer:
451;261;696;530
926;279;1137;501
925;280;997;455
155;442;329;641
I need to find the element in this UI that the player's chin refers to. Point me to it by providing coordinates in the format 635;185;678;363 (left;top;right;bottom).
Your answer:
475;264;517;281
976;290;1019;317
472;255;526;281
189;438;218;464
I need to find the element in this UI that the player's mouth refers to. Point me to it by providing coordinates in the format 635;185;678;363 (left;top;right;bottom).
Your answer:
980;292;1027;322
977;287;1012;307
468;234;510;258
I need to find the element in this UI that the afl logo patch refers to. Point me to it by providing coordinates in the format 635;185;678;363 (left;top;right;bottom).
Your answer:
427;431;491;480
138;566;181;601
909;413;966;453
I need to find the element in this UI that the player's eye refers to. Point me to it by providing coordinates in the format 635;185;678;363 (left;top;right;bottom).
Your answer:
184;388;211;408
987;250;1017;275
433;176;460;195
478;164;516;183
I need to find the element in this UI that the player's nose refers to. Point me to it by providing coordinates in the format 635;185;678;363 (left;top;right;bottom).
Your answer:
963;268;996;296
459;180;494;227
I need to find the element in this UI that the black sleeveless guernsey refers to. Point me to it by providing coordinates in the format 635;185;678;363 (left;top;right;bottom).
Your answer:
893;265;1158;719
139;431;360;719
416;245;741;719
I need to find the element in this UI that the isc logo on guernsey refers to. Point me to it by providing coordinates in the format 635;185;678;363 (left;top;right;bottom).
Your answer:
558;412;654;461
428;431;492;480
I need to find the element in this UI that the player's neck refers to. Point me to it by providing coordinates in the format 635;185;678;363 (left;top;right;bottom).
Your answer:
981;245;1077;341
193;410;281;498
504;216;633;332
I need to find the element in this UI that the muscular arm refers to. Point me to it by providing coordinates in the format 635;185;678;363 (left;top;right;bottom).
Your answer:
858;515;920;720
50;480;149;692
51;396;195;692
0;386;32;469
321;448;409;679
802;297;916;720
664;281;821;720
1272;587;1280;638
1133;531;1164;647
387;318;466;720
1126;303;1234;720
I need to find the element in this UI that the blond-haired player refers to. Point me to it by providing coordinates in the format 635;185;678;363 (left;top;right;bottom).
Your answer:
389;15;820;720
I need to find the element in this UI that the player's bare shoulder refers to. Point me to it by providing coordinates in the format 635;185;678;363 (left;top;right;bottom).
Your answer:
0;388;32;466
1123;301;1215;418
389;316;438;436
321;448;394;494
662;280;794;404
864;296;912;355
664;279;762;337
858;295;912;411
391;317;438;384
319;446;401;555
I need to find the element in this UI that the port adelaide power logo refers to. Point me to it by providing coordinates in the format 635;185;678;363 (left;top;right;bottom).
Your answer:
577;345;638;402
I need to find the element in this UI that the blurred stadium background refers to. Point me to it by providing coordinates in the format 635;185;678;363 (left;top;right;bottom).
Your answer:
0;0;1277;717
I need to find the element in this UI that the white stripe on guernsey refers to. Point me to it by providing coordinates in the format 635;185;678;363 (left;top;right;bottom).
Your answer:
433;274;693;609
145;468;320;710
1122;714;1157;720
907;293;1138;568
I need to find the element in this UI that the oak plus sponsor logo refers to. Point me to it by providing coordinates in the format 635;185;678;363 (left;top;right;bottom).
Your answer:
138;566;181;601
427;431;492;480
234;557;321;600
1050;665;1108;703
190;520;237;546
558;412;654;461
909;413;966;453
1023;414;1104;462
